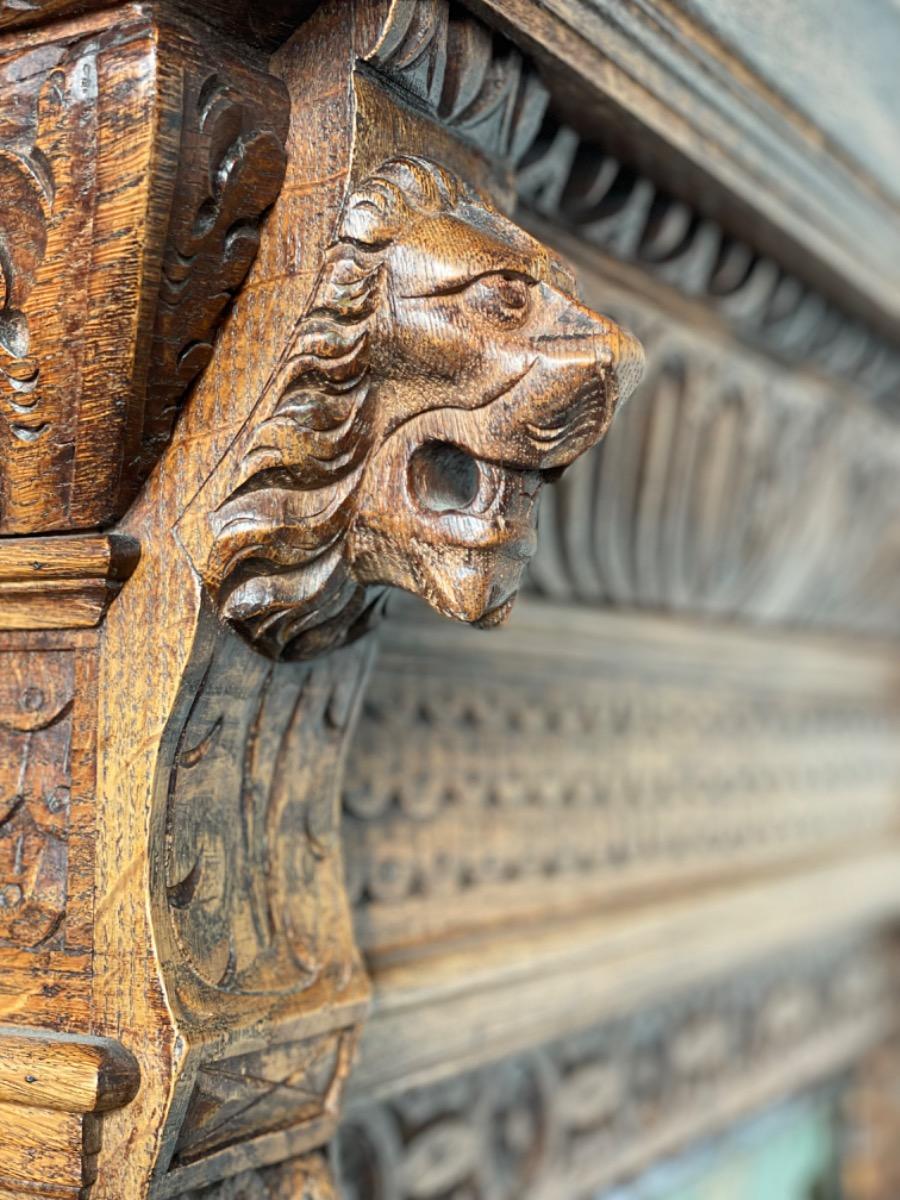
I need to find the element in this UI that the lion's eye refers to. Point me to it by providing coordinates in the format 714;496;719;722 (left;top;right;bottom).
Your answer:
466;272;533;326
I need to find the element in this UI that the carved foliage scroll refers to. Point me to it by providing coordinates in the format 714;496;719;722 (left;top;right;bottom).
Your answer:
152;620;372;1188
159;623;370;1006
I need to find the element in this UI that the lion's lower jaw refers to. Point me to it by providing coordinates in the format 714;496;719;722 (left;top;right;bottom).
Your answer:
472;595;518;629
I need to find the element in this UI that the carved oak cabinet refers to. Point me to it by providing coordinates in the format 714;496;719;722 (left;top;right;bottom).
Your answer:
1;1;899;1197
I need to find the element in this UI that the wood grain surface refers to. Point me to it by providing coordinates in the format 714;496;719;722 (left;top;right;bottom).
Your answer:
0;0;897;1196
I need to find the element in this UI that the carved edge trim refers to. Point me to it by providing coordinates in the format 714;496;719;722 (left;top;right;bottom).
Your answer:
0;1026;140;1114
336;936;896;1198
0;533;139;629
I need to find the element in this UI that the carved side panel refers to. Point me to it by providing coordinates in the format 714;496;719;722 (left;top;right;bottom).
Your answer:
335;938;896;1199
0;648;73;950
0;10;289;533
0;14;157;531
0;637;97;1097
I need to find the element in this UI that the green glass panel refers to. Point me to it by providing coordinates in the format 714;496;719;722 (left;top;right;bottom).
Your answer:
602;1090;841;1200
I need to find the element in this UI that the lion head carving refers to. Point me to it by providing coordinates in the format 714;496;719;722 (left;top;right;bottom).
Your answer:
202;156;644;658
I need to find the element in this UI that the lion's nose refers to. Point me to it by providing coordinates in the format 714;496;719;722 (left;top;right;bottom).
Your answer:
594;322;645;407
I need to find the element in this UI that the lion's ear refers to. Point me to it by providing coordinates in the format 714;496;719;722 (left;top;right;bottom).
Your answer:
342;181;406;246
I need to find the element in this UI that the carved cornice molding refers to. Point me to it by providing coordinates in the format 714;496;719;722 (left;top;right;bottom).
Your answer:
360;0;900;404
467;0;900;337
516;120;900;403
365;0;549;168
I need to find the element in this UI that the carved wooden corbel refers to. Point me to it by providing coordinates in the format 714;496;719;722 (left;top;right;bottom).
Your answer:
182;154;643;660
0;2;642;1197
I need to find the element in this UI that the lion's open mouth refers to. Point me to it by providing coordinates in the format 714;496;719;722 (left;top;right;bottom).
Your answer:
407;440;544;558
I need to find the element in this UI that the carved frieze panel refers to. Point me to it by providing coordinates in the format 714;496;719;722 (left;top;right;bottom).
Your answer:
344;600;900;952
335;937;897;1199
